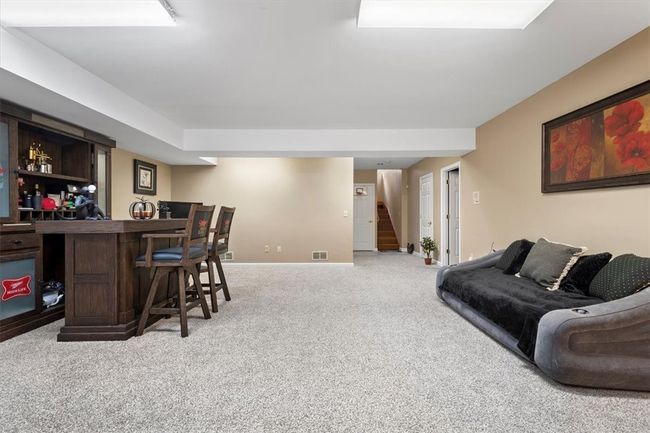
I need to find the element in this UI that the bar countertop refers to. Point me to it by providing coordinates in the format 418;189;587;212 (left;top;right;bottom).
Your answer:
35;219;186;234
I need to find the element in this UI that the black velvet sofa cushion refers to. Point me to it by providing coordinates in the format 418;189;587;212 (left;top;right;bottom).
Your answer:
440;267;603;360
495;239;535;275
559;252;612;295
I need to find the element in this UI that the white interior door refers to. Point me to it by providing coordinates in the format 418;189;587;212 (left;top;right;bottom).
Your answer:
354;184;375;251
448;169;460;265
419;174;433;243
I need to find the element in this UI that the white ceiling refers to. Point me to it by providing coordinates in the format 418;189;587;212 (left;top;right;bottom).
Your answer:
354;157;422;169
15;0;650;130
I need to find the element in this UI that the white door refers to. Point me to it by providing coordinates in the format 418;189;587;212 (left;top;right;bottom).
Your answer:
354;184;375;250
448;169;460;265
419;174;433;243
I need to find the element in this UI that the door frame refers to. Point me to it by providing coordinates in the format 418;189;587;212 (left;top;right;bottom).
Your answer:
353;183;376;251
440;162;461;266
418;172;433;255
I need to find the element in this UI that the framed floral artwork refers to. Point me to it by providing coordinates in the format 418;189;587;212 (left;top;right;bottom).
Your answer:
542;80;650;193
133;159;157;195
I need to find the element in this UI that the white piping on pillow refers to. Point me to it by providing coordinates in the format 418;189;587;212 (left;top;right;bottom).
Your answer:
549;254;580;291
548;242;588;291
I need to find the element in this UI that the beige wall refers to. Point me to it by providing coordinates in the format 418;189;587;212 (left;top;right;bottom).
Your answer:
406;157;460;256
461;28;650;259
378;169;405;246
172;158;354;263
110;148;172;219
376;171;385;203
354;170;377;185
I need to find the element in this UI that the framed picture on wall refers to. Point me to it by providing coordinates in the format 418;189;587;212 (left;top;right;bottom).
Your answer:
542;80;650;193
133;159;157;195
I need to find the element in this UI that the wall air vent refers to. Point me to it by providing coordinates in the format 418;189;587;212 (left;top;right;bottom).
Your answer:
221;251;234;261
312;251;328;261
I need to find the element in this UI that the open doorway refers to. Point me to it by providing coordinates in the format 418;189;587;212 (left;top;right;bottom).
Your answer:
377;170;402;252
441;163;460;265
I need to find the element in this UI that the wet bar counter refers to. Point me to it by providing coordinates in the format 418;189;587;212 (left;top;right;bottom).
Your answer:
35;219;186;341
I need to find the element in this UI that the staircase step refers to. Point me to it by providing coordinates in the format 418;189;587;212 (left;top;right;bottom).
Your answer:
376;202;399;250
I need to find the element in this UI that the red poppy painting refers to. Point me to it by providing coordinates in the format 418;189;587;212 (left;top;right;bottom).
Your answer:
543;81;650;192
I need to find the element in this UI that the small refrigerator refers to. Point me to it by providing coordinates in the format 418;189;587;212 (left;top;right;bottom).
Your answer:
0;255;37;321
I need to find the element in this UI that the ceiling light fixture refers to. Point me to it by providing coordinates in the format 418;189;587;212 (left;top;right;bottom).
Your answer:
0;0;177;27
358;0;555;29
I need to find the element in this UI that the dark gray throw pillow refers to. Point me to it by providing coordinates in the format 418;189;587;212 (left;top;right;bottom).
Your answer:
519;238;584;288
589;254;650;301
559;253;612;295
495;239;535;275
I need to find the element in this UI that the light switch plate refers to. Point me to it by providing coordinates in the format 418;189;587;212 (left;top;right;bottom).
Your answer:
472;191;480;204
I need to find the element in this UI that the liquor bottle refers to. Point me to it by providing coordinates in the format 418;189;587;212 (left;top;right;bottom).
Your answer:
33;183;42;211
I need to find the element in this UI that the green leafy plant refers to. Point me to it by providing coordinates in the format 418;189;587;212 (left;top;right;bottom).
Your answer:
420;237;439;259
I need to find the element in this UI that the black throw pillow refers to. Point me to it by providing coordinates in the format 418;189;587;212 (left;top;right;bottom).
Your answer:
559;252;612;295
495;239;535;275
589;254;650;301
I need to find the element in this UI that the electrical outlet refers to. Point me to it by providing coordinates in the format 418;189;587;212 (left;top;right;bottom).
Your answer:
343;210;349;217
264;245;270;253
276;245;282;253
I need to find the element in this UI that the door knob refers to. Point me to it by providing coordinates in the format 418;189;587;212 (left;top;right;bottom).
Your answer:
428;221;432;225
368;220;373;223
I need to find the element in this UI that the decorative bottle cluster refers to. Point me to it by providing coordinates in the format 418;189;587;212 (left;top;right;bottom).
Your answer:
25;141;52;174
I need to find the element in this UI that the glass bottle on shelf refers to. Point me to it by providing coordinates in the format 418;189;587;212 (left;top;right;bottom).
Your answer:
33;183;42;211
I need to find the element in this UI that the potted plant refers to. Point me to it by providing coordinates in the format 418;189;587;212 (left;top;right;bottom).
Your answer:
420;237;438;265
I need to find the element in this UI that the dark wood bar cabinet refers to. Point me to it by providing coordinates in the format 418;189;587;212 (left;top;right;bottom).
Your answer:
1;100;115;341
35;219;186;341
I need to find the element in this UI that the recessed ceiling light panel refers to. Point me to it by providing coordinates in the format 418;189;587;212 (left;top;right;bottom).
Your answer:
0;0;177;27
358;0;555;29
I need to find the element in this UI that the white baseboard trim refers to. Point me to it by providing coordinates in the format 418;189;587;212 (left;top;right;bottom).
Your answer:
222;262;354;267
400;248;408;253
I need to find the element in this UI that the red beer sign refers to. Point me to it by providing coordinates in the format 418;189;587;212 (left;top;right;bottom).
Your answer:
1;275;32;301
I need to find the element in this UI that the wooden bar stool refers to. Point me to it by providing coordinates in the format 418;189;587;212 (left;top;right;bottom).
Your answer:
201;206;236;312
135;204;215;337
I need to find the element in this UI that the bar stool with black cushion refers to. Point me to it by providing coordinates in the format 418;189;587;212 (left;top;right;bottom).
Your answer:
201;206;236;312
135;204;216;337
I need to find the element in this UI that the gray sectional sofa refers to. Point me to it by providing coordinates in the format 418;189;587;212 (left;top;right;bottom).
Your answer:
436;251;650;392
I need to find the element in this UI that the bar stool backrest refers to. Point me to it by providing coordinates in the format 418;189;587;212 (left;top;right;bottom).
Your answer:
210;206;236;256
184;204;216;257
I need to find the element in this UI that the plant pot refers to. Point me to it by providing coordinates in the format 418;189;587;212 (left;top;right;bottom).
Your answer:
424;257;433;265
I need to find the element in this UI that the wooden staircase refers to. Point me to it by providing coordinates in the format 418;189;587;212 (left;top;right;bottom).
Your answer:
377;201;400;251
